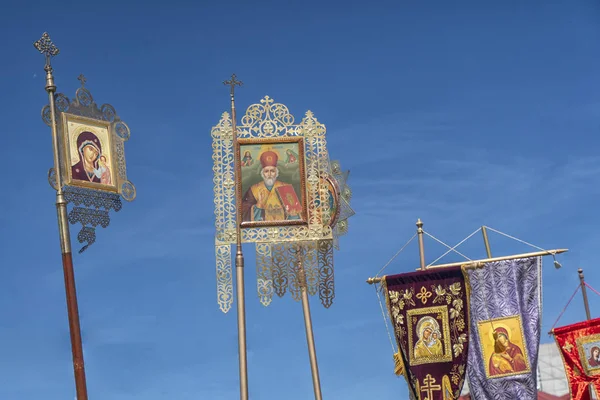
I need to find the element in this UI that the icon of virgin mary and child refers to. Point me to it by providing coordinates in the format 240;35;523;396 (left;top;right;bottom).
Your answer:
413;316;444;359
71;131;112;185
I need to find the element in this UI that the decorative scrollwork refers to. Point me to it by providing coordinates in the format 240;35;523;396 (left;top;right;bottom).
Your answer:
68;207;110;228
272;243;288;298
256;243;274;306
55;93;70;112
318;240;335;308
48;167;58;190
115;121;130;141
62;186;122;252
64;186;122;212
216;244;233;313
238;96;296;138
121;181;136;202
304;241;319;296
41;105;52;126
287;245;302;302
76;87;93;107
76;227;96;254
101;104;116;122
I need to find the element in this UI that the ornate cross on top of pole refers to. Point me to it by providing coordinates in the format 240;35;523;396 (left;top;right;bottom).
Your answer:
77;74;87;88
223;73;243;100
33;32;60;72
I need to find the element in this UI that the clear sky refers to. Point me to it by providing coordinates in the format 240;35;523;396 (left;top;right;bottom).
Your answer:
1;0;599;399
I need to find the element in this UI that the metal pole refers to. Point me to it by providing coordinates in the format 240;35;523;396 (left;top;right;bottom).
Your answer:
416;219;426;270
578;268;592;320
34;33;88;400
224;74;248;400
298;246;323;400
481;226;492;258
366;249;569;284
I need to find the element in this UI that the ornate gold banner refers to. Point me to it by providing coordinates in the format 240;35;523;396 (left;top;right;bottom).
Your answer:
211;96;353;313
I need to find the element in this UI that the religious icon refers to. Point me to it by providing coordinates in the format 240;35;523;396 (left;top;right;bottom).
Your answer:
477;315;531;379
407;305;452;366
62;113;117;192
241;150;254;167
414;316;444;358
284;148;299;164
576;333;600;375
237;138;307;228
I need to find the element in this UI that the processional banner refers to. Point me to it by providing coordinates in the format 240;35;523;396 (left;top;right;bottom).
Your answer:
464;257;542;400
383;266;469;400
553;317;600;400
212;96;354;313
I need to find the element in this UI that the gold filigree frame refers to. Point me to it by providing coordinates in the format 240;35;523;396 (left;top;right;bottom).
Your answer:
212;96;340;313
236;136;308;228
61;113;119;193
576;333;600;376
212;96;333;247
407;305;452;366
477;314;531;379
43;81;135;202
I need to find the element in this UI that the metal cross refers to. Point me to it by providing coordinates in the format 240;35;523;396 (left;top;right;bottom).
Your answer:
78;74;87;88
33;32;60;70
223;73;243;97
420;374;441;400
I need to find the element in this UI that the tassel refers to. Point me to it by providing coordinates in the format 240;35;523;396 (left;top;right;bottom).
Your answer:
393;351;404;376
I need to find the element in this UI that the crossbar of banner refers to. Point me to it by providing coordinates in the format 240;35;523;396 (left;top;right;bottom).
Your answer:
366;249;568;285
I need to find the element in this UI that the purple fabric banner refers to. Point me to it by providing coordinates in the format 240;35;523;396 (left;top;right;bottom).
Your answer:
464;256;542;399
384;266;469;400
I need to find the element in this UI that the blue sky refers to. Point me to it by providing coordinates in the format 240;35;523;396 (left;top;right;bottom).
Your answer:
1;0;599;398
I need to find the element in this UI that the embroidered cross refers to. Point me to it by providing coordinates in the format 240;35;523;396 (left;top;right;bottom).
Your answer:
562;342;574;353
416;286;432;305
420;374;441;400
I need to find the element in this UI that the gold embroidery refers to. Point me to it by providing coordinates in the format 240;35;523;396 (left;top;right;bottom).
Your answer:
420;374;441;399
387;288;415;342
432;282;468;359
417;286;432;305
562;342;573;353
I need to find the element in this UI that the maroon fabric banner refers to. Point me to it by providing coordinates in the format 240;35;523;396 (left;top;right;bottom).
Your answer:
554;317;600;400
383;266;469;400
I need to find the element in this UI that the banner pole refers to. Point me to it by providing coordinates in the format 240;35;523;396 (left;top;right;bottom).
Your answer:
578;268;592;320
481;226;492;258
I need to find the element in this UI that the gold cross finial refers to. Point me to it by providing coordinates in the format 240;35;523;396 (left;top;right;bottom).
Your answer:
33;32;60;72
78;74;86;87
223;73;243;98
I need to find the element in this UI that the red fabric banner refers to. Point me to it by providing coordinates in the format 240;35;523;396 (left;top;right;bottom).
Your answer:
553;317;600;400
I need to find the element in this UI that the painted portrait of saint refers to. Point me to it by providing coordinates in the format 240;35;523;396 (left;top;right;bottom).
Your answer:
285;148;298;164
488;326;528;376
239;141;305;226
241;150;254;167
71;130;112;185
414;316;444;359
589;346;600;368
